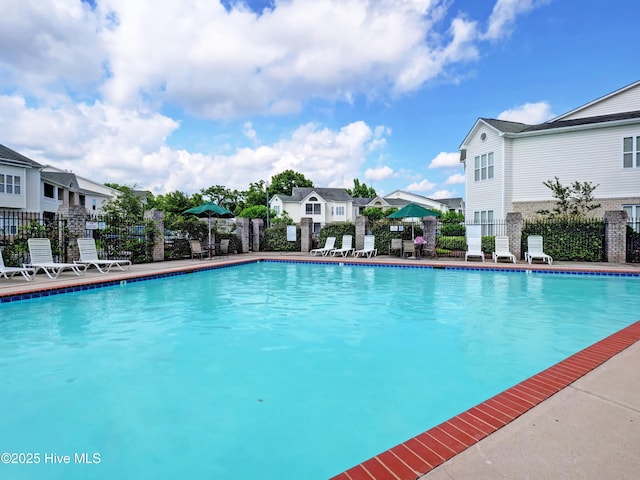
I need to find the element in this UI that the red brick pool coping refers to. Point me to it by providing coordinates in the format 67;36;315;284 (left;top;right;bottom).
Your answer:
330;320;640;480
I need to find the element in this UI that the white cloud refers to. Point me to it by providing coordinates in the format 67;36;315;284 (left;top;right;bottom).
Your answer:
483;0;549;41
431;189;457;199
364;166;394;182
0;93;389;193
497;101;555;124
445;173;465;185
429;151;460;168
405;179;436;192
0;0;508;119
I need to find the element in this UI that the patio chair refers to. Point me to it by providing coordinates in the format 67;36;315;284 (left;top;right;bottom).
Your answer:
388;238;402;257
190;240;208;260
0;249;35;281
465;237;485;262
525;235;553;265
25;238;88;279
310;236;336;256
330;235;354;257
75;238;132;273
402;240;416;258
354;235;377;258
492;236;516;263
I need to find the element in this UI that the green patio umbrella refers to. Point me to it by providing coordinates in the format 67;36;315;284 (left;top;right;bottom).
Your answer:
387;203;441;238
184;202;234;246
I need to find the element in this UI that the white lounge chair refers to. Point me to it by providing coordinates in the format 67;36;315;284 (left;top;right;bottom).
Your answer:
330;235;354;257
75;238;132;273
311;236;336;256
354;235;377;258
465;237;485;262
0;249;35;281
25;238;87;279
492;236;516;263
525;235;553;265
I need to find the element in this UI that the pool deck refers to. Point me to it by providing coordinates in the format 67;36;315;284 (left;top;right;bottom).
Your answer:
1;253;639;479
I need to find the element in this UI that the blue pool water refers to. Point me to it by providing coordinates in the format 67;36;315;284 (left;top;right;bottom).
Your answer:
0;262;638;479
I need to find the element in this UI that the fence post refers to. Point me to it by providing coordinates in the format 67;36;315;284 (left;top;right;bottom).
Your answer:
506;212;523;260
57;205;87;262
144;208;165;262
355;216;368;251
422;216;438;257
251;219;263;252
300;218;313;253
604;210;627;263
235;217;249;253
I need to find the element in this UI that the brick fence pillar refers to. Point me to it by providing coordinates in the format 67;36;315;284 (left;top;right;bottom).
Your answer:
251;219;263;252
506;212;523;260
57;204;87;262
355;216;369;251
144;208;165;262
235;217;249;253
605;210;628;263
300;218;313;253
422;216;438;257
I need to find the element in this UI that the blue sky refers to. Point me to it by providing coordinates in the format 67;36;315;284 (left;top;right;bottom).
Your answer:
0;0;637;199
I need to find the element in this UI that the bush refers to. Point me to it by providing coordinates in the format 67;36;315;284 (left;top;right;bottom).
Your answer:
370;218;422;254
440;223;465;236
265;224;301;251
523;218;605;261
437;236;466;251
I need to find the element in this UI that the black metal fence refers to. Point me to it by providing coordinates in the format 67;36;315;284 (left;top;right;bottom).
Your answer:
627;219;640;263
0;211;155;266
523;217;606;262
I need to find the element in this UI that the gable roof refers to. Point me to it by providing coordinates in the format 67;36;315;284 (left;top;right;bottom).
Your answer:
41;171;80;191
279;187;354;202
552;80;640;121
0;144;43;168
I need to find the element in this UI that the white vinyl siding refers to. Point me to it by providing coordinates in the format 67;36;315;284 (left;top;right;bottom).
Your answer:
511;125;640;201
558;84;640;120
465;126;504;219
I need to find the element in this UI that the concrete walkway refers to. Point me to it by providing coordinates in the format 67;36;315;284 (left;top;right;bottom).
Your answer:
420;340;640;480
1;253;639;479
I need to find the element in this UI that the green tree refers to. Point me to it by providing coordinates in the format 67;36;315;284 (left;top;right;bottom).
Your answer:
361;207;387;220
103;184;145;218
538;177;601;217
345;178;376;198
243;180;268;209
269;169;313;196
200;185;242;213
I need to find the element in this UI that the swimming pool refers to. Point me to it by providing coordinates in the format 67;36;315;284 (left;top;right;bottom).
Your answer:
0;261;638;479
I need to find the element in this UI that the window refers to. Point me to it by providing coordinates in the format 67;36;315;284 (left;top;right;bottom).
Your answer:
274;205;280;215
44;183;55;198
473;152;494;181
0;218;18;235
623;205;640;232
473;210;494;236
623;136;640;168
79;194;86;206
305;203;321;215
332;206;345;216
0;174;21;195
